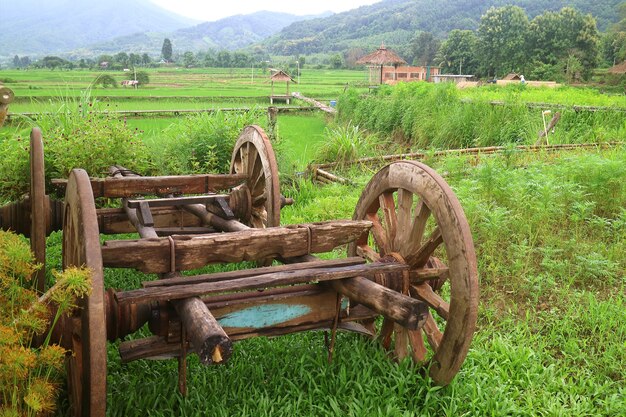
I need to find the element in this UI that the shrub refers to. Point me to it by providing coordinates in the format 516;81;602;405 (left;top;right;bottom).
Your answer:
152;109;268;175
0;94;151;202
0;230;91;416
93;74;117;88
314;122;382;166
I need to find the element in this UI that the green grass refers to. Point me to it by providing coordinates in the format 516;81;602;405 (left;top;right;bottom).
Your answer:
36;146;625;417
275;113;330;172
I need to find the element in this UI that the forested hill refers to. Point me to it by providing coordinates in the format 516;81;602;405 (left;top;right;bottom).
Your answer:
265;0;623;55
89;11;331;55
0;0;197;56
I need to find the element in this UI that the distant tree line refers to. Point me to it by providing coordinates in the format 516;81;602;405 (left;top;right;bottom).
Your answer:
402;5;626;81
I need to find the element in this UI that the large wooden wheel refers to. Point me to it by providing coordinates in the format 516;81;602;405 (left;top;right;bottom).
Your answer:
62;169;107;417
348;161;478;385
30;128;47;293
230;125;280;228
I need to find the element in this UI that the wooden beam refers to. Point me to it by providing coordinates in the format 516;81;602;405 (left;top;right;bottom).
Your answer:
101;220;372;273
143;257;366;287
330;277;428;330
115;262;408;305
52;173;247;198
96;206;204;235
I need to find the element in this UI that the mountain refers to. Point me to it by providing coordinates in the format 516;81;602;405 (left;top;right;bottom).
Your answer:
0;0;198;56
86;11;332;56
265;0;624;55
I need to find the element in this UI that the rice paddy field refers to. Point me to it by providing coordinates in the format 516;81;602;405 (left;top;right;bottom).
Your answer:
0;67;625;416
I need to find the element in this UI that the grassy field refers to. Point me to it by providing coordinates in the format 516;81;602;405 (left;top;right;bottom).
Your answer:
34;146;622;417
1;68;625;416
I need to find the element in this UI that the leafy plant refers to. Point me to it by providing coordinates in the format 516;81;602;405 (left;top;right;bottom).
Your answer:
151;109;268;175
0;230;91;416
0;93;152;202
315;122;381;166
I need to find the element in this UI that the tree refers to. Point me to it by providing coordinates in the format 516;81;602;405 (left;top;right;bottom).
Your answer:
19;56;31;68
129;53;142;67
408;32;441;66
182;51;196;68
141;53;152;66
42;56;69;69
127;71;149;87
13;55;20;68
477;6;530;77
527;8;599;80
601;31;626;65
94;74;117;88
344;48;365;68
114;52;129;68
161;38;173;62
330;53;343;69
437;30;479;75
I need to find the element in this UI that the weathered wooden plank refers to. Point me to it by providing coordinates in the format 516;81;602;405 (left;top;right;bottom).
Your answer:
330;276;428;330
96;207;204;235
126;195;229;209
115;262;408;305
52;173;247;198
143;257;365;288
102;220;372;273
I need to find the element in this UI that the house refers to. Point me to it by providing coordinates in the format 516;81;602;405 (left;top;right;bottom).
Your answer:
99;61;109;69
121;80;139;87
381;65;440;83
357;44;439;84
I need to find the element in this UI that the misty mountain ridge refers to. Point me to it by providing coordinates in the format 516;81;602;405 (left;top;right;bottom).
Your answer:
0;0;199;56
84;10;333;56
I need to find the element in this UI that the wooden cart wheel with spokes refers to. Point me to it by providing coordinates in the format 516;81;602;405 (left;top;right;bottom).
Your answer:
229;125;281;228
62;168;107;417
348;160;478;385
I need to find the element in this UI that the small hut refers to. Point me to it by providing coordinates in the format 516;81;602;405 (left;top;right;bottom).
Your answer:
269;70;295;104
357;42;407;85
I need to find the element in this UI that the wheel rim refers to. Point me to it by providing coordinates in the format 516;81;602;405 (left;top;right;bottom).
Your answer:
229;125;280;228
348;161;478;385
62;168;107;417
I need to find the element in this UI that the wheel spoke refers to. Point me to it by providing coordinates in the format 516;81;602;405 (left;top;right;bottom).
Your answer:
401;201;431;259
379;192;397;251
365;212;390;255
394;188;413;251
253;192;267;206
408;329;427;363
407;227;443;268
393;324;409;361
356;244;381;262
410;284;450;321
409;267;450;284
379;318;394;350
423;313;443;351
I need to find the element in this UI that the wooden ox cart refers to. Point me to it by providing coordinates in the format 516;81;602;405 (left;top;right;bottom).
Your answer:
0;126;478;417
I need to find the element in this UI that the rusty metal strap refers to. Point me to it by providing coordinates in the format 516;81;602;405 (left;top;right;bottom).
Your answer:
108;168;138;177
168;236;176;273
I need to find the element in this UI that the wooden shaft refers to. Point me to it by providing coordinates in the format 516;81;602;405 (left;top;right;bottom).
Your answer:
183;203;249;232
174;296;232;365
330;276;428;330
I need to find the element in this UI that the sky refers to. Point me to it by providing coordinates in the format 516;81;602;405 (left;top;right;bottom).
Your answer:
149;0;381;22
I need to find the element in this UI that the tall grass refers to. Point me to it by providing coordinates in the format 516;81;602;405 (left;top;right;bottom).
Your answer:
338;83;626;149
